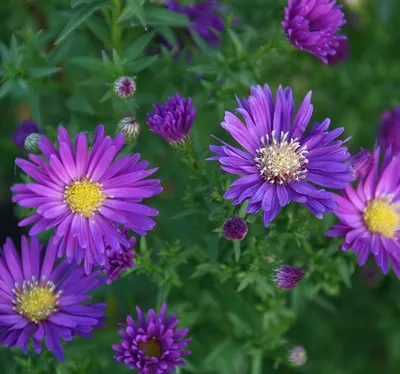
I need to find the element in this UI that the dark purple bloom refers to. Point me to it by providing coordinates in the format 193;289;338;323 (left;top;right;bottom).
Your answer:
209;84;353;227
289;345;307;366
282;0;348;64
112;302;191;373
379;106;400;154
114;76;136;99
105;235;136;285
327;147;400;278
12;120;40;152
222;216;248;241
274;265;304;290
11;125;162;274
0;236;105;360
146;94;197;144
347;148;373;179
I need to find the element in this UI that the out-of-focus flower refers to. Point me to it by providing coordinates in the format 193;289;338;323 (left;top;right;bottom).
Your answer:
289;345;307;367
12;120;40;152
379;106;400;154
282;0;348;64
117;117;140;143
222;216;248;241
114;76;136;99
209;83;353;227
347;148;373;179
274;265;304;290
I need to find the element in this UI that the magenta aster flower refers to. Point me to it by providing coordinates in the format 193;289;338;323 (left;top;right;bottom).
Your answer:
289;345;307;366
112;302;191;373
327;147;400;277
11;120;40;152
347;148;373;179
222;216;248;241
0;236;105;360
209;84;353;227
146;94;197;144
379;106;400;154
282;0;348;64
274;265;304;290
11;125;162;274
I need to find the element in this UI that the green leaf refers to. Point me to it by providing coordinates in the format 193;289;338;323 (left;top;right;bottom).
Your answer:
238;201;248;218
145;6;189;26
66;94;94;114
55;3;108;45
28;67;60;79
0;41;9;60
119;0;147;26
251;350;263;374
70;56;105;73
112;49;124;74
233;241;241;262
124;55;158;74
228;29;244;56
47;40;71;65
27;88;41;125
71;0;94;7
0;80;13;100
124;32;154;62
86;18;110;45
100;88;114;103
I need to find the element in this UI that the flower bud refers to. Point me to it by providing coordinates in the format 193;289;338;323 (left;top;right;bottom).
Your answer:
222;216;248;241
117;118;140;143
24;133;41;154
114;76;136;99
288;346;307;367
274;265;304;290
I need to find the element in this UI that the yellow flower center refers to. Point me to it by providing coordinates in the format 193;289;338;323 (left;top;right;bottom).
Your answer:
64;178;106;217
138;338;162;358
364;199;400;238
14;278;59;323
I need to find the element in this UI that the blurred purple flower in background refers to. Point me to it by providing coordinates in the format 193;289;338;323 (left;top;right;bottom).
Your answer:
11;120;39;152
347;148;373;179
379;106;400;154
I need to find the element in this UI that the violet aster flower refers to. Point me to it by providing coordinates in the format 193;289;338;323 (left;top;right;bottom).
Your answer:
274;265;304;290
11;125;162;274
326;147;400;278
146;94;197;144
104;235;136;285
222;216;248;241
379;106;400;154
282;0;348;64
0;236;105;360
289;345;307;366
209;84;353;227
11;120;40;152
114;76;136;99
347;148;373;179
112;302;191;373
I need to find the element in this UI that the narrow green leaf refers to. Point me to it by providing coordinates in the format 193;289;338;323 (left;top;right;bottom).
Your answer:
0;42;9;61
228;29;244;56
140;236;147;252
66;94;94;114
55;3;108;45
47;40;70;65
251;350;263;374
0;80;13;99
71;0;94;7
238;201;248;218
100;88;114;103
145;6;189;26
70;56;105;72
27;89;41;125
86;18;110;45
189;29;214;57
101;50;114;71
28;67;60;79
124;32;154;62
119;0;147;26
233;241;241;262
124;55;158;74
112;49;124;74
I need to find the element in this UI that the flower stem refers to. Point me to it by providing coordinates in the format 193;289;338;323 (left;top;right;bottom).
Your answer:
111;0;122;53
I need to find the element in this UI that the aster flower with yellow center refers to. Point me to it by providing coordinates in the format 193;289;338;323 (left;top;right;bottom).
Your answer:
11;125;162;274
0;236;105;360
327;147;400;277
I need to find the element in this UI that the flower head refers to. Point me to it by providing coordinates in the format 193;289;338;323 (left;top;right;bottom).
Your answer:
146;94;197;144
222;216;248;241
282;0;348;64
114;76;136;99
274;265;304;290
104;235;136;285
12;120;40;152
117;117;140;143
347;148;373;179
112;302;191;373
12;125;162;274
209;84;353;227
289;345;307;367
379;106;400;154
327;147;400;278
0;236;105;360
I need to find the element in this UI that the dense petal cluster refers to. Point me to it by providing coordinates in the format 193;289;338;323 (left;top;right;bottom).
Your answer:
146;94;197;144
379;106;400;154
274;265;304;290
347;148;373;179
327;147;400;277
11;125;162;274
0;236;105;360
209;84;353;227
12;120;40;152
222;216;248;241
112;303;191;373
282;0;348;64
114;76;136;99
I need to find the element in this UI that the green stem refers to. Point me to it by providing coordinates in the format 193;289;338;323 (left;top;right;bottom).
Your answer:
111;0;122;53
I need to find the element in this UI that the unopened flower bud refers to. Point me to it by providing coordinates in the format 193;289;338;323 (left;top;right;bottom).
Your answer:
24;133;41;154
114;76;136;99
117;117;140;143
222;216;248;241
288;346;307;367
274;265;304;290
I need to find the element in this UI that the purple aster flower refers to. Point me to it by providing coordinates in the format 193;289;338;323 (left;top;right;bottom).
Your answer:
222;216;248;241
326;147;400;278
11;125;163;274
379;106;400;154
146;94;197;144
347;148;373;179
274;265;304;290
104;235;136;285
112;302;192;373
0;236;105;360
114;76;136;99
209;84;353;227
282;0;348;64
289;345;307;366
12;120;40;152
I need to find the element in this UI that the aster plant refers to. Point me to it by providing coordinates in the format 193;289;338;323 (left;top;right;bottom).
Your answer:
327;147;400;278
0;236;105;360
209;84;353;227
11;125;162;274
274;265;304;290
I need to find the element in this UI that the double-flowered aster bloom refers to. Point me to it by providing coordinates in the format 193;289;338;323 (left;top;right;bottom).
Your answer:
327;147;400;278
0;236;105;360
209;84;353;227
113;302;191;373
282;0;348;64
12;125;162;274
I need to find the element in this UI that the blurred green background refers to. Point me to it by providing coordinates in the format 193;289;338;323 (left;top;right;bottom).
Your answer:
1;0;400;373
